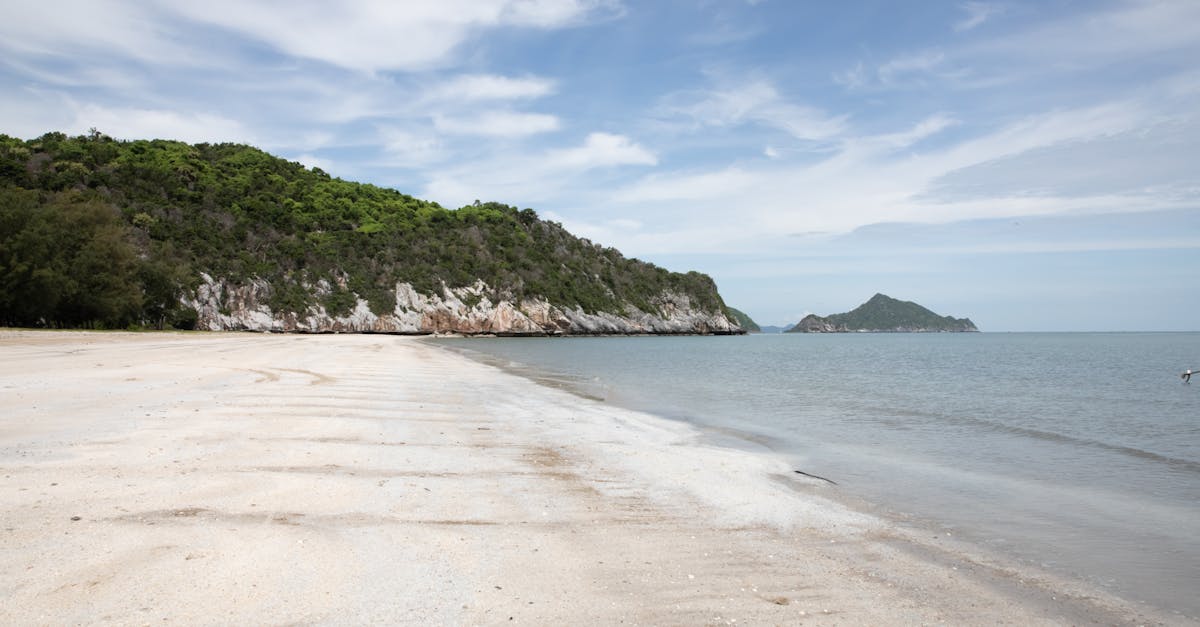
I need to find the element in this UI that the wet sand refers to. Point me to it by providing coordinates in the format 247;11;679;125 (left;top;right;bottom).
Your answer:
0;331;1177;624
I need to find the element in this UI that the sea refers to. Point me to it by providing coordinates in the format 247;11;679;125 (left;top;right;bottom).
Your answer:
439;332;1200;618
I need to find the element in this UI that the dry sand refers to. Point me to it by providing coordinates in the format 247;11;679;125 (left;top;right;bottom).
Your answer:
0;331;1179;625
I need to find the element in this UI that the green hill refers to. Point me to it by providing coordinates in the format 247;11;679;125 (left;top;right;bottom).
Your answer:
787;294;978;333
0;131;740;333
726;307;760;332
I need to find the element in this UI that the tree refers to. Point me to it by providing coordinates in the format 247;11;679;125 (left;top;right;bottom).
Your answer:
0;188;142;328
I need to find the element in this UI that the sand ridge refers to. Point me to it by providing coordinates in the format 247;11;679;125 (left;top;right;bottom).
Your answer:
0;331;1178;624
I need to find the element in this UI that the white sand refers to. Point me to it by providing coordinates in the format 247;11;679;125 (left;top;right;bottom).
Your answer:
0;331;1175;624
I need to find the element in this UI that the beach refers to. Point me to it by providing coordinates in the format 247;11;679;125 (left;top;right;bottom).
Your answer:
0;331;1176;625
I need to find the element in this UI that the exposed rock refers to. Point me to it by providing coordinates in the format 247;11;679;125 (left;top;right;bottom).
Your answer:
184;274;742;336
792;314;843;333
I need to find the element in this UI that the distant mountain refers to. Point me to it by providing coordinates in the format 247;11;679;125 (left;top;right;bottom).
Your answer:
757;325;790;334
726;307;760;333
786;294;978;333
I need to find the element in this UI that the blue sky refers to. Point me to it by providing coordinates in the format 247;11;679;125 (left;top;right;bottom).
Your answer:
2;0;1197;331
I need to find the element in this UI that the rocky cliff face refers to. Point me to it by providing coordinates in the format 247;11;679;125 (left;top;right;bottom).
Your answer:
185;274;742;335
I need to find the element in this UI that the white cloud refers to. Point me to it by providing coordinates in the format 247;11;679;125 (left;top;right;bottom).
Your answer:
980;0;1200;63
664;78;847;141
608;218;643;231
927;101;1149;176
546;132;656;169
501;0;625;27
860;113;960;151
164;0;620;73
0;56;146;91
836;53;954;93
615;167;758;204
427;74;556;102
419;131;656;208
598;87;1198;258
432;111;561;137
69;103;253;144
0;1;621;76
877;51;948;86
0;88;75;139
954;2;1004;32
892;234;1200;256
0;88;255;144
545;213;645;245
379;127;446;167
294;131;337;152
840;2;1200;93
832;61;868;89
292;153;333;172
0;1;198;67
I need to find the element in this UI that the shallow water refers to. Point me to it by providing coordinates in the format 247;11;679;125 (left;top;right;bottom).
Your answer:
440;332;1200;617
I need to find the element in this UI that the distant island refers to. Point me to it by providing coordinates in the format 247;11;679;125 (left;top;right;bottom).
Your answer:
786;294;978;333
0;131;742;336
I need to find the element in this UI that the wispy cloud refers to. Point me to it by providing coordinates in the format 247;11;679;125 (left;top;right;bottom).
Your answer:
837;1;1200;94
977;0;1200;64
425;74;557;102
877;51;948;86
432;111;561;137
546;132;657;169
0;1;199;67
614;166;759;205
600;84;1196;256
164;0;622;73
834;50;968;90
954;2;1004;32
0;87;254;145
661;77;847;141
69;103;254;145
420;131;656;208
832;62;868;89
865;113;960;150
292;153;334;172
378;127;446;168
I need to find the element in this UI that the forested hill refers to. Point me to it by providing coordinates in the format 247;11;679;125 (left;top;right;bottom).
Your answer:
0;131;740;335
787;294;978;333
725;307;760;333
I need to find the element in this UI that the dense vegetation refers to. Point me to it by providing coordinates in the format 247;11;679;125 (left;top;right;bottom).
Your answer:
787;293;977;332
0;131;731;329
726;307;760;332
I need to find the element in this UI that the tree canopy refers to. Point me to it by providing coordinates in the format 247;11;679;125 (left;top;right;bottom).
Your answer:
0;131;731;329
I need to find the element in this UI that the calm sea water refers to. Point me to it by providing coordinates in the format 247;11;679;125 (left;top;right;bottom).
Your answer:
439;333;1200;617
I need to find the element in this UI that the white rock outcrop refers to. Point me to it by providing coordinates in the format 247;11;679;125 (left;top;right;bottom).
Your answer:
184;274;742;335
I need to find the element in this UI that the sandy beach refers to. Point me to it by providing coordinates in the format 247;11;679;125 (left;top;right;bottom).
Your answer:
0;331;1177;625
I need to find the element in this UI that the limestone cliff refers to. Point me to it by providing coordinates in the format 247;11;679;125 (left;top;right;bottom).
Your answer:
185;274;742;336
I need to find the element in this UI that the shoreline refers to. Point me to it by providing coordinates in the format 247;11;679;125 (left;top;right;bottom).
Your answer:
436;334;1199;622
0;331;1180;624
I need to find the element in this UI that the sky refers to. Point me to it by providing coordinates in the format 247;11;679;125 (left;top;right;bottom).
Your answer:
1;0;1198;331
